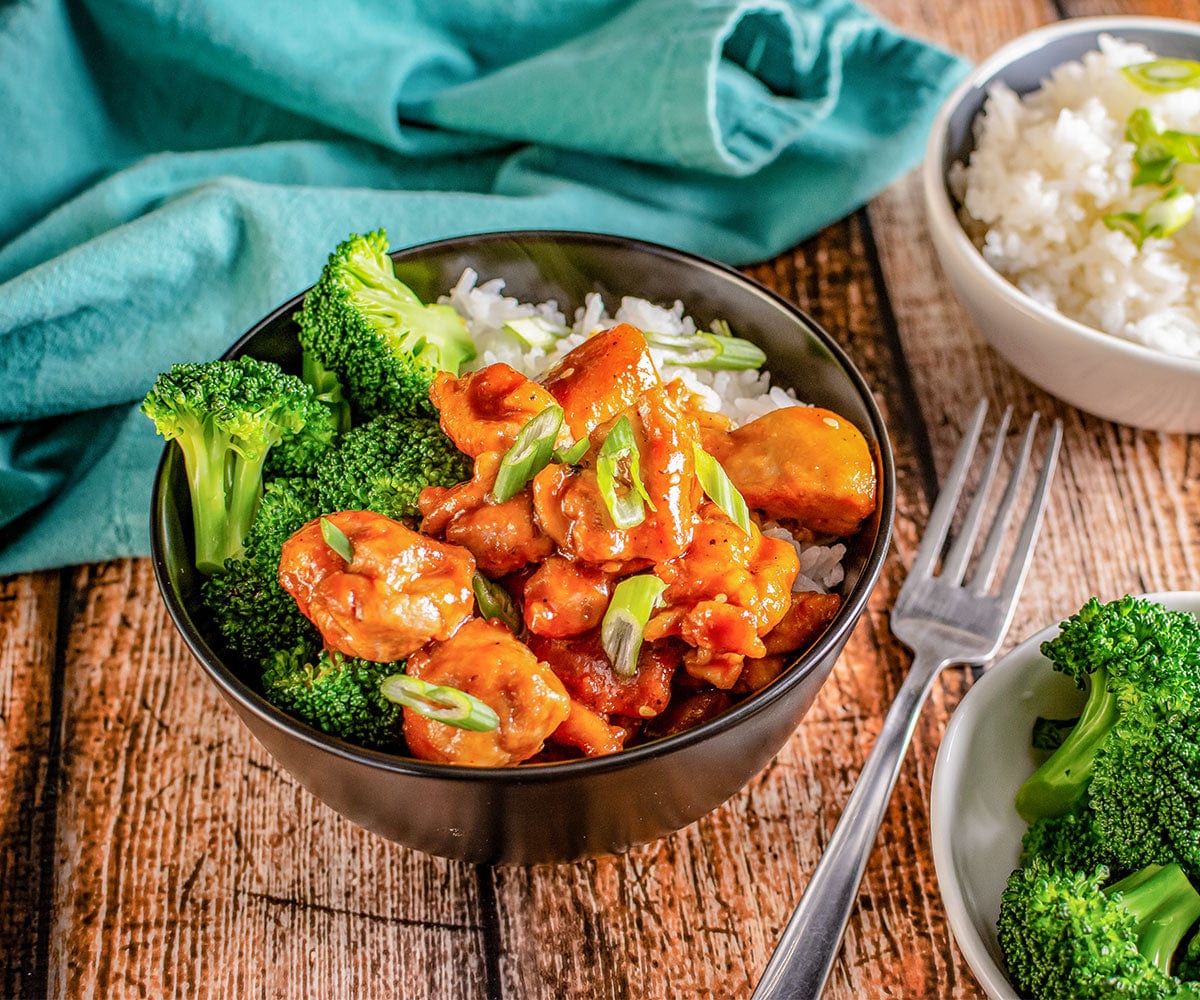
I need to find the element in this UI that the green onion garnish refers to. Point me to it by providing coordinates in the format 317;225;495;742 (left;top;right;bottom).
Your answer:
601;574;667;678
320;516;354;563
379;674;500;732
597;415;655;529
1124;108;1200;187
643;327;766;370
1104;184;1196;248
1122;58;1200;94
553;437;590;465
472;571;521;633
693;444;751;536
503;316;568;350
489;404;564;503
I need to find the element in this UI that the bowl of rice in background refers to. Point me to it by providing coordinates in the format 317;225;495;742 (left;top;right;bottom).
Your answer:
151;230;895;864
923;17;1200;434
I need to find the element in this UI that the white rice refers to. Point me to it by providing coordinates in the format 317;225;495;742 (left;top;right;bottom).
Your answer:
440;268;845;593
950;35;1200;360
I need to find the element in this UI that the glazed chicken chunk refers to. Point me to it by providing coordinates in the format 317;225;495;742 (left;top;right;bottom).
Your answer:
279;509;475;662
403;618;570;766
706;405;877;537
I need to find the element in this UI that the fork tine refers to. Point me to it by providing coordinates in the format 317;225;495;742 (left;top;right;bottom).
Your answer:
907;399;988;580
940;405;1012;584
967;412;1039;593
995;419;1063;606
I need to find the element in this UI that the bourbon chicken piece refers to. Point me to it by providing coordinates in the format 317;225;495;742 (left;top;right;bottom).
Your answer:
522;555;614;638
531;384;702;569
430;362;563;458
646;502;800;664
418;448;554;576
540;324;661;439
443;491;554;576
706;406;877;537
278;510;475;662
526;630;677;721
402;619;570;767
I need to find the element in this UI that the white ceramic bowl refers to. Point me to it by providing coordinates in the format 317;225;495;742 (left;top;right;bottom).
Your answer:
930;591;1200;999
922;17;1200;434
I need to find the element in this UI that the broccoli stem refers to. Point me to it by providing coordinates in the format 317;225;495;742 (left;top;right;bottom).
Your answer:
1107;863;1200;976
178;418;243;574
1015;666;1120;821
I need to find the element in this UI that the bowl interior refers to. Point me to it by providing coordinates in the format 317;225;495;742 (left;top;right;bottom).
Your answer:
152;230;895;778
930;591;1200;1000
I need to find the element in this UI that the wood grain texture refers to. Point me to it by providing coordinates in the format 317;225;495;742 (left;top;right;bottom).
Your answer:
0;571;58;997
0;2;1195;999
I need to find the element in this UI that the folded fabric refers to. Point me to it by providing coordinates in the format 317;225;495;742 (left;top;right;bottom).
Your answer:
0;0;967;574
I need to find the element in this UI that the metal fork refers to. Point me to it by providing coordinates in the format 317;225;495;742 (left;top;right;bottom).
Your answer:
750;399;1062;1000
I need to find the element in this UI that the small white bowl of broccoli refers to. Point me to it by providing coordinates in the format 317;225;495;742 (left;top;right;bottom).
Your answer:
930;592;1200;1000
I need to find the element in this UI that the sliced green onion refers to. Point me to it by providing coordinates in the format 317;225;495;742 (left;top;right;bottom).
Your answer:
710;318;734;338
553;437;590;465
472;571;521;633
1104;184;1196;248
1125;108;1200;187
380;674;500;732
596;415;655;529
1122;58;1200;94
503;316;568;350
693;444;751;536
489;404;564;503
320;516;354;563
643;327;766;370
601;574;667;678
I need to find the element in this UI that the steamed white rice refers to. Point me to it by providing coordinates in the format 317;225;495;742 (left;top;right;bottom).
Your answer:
950;35;1200;360
440;268;845;594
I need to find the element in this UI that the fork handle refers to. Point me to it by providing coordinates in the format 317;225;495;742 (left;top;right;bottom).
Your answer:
750;649;951;1000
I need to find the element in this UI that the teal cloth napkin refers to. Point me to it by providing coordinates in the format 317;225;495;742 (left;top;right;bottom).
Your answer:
0;0;967;574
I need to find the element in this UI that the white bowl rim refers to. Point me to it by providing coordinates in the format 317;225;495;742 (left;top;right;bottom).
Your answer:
930;590;1200;999
923;15;1200;375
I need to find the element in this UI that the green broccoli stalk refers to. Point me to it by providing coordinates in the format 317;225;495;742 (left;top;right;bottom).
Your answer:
998;859;1200;1000
1014;596;1200;821
261;643;403;750
200;477;321;665
297;229;475;420
316;413;471;522
142;357;329;573
1090;709;1200;877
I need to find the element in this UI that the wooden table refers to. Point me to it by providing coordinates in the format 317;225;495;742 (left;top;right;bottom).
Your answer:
3;0;1198;996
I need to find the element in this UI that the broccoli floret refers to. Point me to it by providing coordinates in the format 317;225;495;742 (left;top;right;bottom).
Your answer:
262;393;336;479
1020;810;1110;876
300;346;351;436
998;859;1200;1000
1090;709;1200;877
142;357;329;573
1179;932;1200;983
1015;596;1200;821
200;477;321;664
316;413;471;521
261;643;403;750
297;229;475;420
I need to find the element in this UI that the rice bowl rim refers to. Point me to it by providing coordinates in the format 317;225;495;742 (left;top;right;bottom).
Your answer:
924;14;1200;375
151;228;895;784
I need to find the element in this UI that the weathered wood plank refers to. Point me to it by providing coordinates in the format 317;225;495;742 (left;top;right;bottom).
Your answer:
0;570;58;996
47;559;490;1000
1061;0;1200;17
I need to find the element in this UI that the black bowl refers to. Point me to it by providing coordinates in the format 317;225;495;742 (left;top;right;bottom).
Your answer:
150;231;895;864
